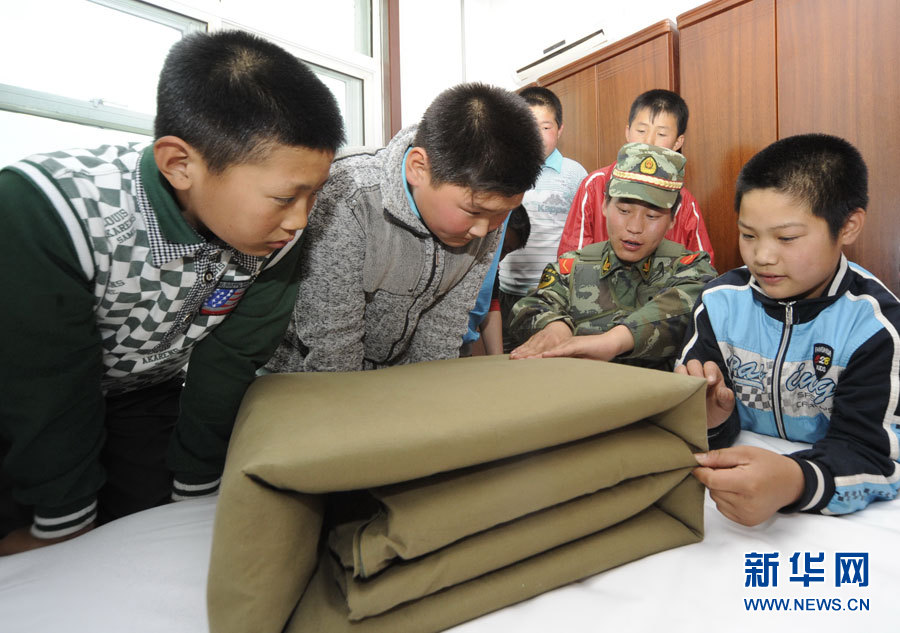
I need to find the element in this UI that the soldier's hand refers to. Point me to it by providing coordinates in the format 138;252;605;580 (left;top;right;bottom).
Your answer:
540;325;634;361
675;359;734;429
509;321;572;359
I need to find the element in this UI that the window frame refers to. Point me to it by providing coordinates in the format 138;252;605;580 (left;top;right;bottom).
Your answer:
0;0;383;145
0;0;205;135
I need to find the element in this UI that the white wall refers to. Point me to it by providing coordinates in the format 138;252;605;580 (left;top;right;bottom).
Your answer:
398;0;707;127
397;0;466;129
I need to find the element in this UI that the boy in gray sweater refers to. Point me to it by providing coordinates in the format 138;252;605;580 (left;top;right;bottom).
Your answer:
267;83;544;372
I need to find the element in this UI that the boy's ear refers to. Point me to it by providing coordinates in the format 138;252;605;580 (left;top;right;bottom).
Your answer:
672;134;685;152
154;136;203;191
405;147;431;188
838;208;866;246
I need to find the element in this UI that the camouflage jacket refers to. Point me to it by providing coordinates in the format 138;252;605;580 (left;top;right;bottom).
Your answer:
510;239;716;370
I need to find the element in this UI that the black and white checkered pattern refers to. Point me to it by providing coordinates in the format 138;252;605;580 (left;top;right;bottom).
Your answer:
18;145;266;395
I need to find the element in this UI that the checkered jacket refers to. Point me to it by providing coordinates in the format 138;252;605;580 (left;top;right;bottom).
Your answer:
677;258;900;516
0;145;303;537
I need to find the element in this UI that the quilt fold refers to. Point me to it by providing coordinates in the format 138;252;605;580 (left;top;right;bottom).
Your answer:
290;488;704;633
207;356;707;633
329;422;693;578
333;468;696;619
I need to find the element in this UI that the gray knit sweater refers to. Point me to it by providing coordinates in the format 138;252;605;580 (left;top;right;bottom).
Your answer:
266;125;501;372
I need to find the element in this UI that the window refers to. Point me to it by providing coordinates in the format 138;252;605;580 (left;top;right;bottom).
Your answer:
219;0;380;147
307;63;366;147
0;0;203;135
1;0;382;167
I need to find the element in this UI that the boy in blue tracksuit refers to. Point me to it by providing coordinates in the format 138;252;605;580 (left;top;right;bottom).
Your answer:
676;134;900;526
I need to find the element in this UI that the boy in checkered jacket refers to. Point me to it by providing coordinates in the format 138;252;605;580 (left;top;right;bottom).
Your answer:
0;30;344;555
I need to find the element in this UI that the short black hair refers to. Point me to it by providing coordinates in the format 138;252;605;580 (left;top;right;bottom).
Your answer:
734;133;868;238
155;30;345;172
628;89;689;137
413;83;544;197
518;86;563;127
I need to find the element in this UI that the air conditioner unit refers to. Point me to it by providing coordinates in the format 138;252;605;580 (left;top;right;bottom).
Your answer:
513;27;607;86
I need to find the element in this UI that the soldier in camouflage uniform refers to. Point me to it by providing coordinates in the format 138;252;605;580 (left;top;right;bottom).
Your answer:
509;143;717;370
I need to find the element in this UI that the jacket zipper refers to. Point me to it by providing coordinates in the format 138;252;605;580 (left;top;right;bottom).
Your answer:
771;301;795;439
386;243;439;360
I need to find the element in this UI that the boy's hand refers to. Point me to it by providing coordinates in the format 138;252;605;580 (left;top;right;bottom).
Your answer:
509;321;572;359
539;325;634;361
693;446;805;526
675;359;735;429
0;523;95;556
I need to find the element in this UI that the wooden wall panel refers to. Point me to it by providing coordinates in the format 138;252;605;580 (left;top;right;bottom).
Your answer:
678;0;778;274
778;0;900;293
538;21;679;175
545;67;599;173
594;35;677;173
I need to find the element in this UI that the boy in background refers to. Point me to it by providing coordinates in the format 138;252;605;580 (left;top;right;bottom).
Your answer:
676;134;900;526
0;30;345;554
266;83;544;373
497;87;587;351
557;89;713;264
509;143;715;369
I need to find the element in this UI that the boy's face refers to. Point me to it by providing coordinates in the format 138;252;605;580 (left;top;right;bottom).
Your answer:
604;196;674;263
175;143;333;256
738;188;859;300
530;104;562;159
406;149;523;247
625;108;684;151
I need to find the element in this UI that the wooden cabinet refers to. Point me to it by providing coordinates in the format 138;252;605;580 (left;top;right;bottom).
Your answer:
679;0;778;275
538;21;680;174
679;0;900;291
776;0;900;292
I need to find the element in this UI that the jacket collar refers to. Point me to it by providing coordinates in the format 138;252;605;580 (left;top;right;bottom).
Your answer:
544;148;563;173
137;146;264;271
597;242;655;282
139;146;202;245
748;254;849;322
382;125;432;236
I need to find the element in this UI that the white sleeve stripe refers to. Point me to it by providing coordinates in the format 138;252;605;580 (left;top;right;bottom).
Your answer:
844;287;900;460
577;171;606;251
33;500;98;527
9;161;95;280
676;301;705;367
173;478;221;493
171;489;219;501
31;513;96;539
833;463;900;488
264;229;303;270
687;200;704;251
801;460;826;511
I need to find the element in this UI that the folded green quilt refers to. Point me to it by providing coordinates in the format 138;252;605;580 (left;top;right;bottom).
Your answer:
207;356;707;633
332;468;696;620
328;422;694;578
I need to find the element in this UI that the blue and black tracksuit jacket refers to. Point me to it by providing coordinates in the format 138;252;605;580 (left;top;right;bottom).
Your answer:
678;256;900;515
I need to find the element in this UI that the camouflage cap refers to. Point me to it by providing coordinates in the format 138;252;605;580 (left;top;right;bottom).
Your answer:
608;142;686;209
